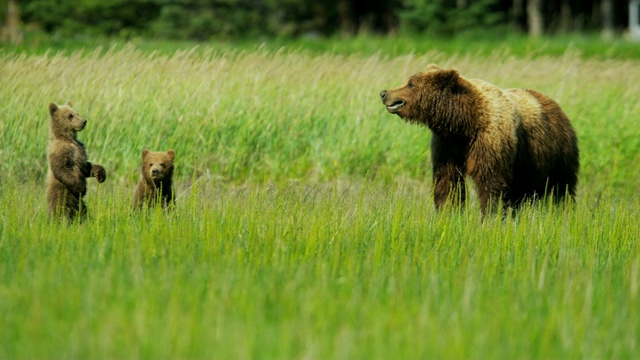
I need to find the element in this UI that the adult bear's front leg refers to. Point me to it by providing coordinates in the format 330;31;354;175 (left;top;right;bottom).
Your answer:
432;163;466;210
431;135;467;210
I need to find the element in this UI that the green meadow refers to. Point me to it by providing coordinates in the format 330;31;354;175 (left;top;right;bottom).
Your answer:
0;37;639;358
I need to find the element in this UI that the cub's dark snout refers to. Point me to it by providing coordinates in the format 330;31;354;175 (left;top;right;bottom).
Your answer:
380;90;387;100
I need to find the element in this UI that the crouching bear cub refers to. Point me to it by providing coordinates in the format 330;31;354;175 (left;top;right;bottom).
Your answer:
380;65;579;217
133;149;175;209
47;101;107;221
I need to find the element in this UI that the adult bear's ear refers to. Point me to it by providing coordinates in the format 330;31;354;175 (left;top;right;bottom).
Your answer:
425;64;441;72
49;103;58;114
436;69;460;90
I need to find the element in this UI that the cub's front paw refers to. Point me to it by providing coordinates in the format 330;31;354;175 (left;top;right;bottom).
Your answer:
93;165;107;183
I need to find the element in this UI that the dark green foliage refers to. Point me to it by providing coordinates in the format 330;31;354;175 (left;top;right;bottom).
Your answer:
398;0;505;35
20;0;161;37
6;0;632;41
150;0;263;40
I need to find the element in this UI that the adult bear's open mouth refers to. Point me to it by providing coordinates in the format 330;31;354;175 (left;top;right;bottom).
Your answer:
386;100;405;112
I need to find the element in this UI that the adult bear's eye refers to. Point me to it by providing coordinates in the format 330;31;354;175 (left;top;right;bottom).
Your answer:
68;114;74;120
407;82;414;89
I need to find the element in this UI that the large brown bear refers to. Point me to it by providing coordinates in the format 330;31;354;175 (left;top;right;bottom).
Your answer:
47;101;106;221
133;149;175;209
380;64;579;217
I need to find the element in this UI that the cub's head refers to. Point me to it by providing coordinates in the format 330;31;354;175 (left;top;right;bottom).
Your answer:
49;101;87;137
142;149;175;182
380;64;464;125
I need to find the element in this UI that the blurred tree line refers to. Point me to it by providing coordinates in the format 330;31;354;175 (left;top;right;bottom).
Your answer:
0;0;634;42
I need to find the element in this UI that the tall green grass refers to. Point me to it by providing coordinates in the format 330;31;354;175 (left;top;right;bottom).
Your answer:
0;40;639;358
7;33;640;60
1;43;638;194
0;180;638;358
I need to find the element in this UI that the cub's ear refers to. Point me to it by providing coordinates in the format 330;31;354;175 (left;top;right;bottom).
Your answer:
66;100;73;107
167;149;175;160
49;103;58;114
142;149;150;159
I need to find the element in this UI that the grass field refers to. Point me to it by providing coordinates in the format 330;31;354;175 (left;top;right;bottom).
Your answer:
0;36;639;358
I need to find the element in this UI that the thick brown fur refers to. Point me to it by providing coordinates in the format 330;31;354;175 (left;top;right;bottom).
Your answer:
133;149;175;209
380;64;579;217
46;101;106;221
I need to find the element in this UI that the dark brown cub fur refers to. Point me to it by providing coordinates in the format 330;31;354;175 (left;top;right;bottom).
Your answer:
133;149;175;209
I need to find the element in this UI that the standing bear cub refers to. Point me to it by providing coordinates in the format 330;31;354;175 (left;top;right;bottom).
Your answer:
380;65;579;217
47;101;107;221
133;149;176;209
